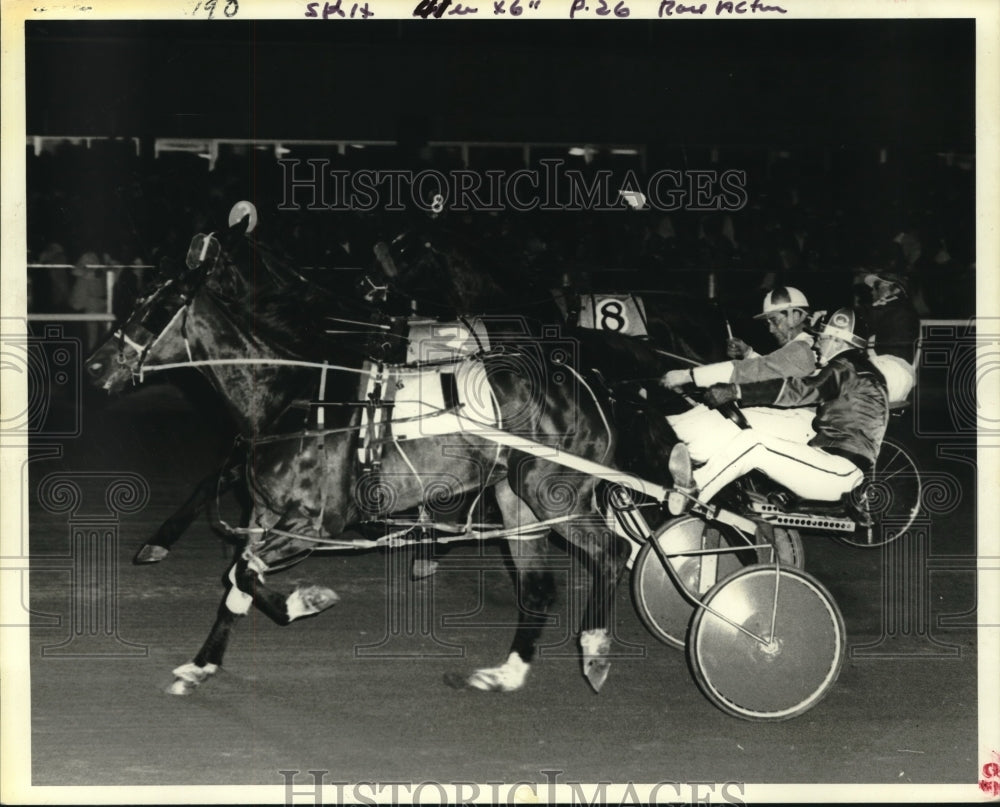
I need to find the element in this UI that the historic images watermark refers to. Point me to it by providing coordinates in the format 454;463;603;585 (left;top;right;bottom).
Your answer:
278;158;749;214
279;768;747;805
0;324;82;440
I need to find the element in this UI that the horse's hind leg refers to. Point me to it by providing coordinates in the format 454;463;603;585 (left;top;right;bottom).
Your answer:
569;512;631;693
448;481;555;693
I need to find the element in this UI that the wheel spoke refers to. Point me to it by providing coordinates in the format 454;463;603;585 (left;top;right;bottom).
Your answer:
688;567;845;720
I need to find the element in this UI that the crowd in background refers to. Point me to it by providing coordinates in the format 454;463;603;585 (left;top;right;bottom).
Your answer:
26;138;976;351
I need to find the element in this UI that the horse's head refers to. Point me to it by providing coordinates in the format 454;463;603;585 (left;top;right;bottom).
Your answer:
86;203;256;393
85;275;195;393
357;231;459;316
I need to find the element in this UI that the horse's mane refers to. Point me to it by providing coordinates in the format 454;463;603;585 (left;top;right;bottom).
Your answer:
386;222;521;315
207;234;382;364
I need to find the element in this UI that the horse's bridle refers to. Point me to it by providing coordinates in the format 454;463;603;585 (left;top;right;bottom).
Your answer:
113;229;222;380
120;231;235;376
114;285;194;381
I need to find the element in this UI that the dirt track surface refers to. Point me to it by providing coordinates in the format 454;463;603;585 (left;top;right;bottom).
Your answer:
25;384;980;789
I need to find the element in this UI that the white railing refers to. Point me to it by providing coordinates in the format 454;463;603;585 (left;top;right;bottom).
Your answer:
26;263;154;323
27;135;647;172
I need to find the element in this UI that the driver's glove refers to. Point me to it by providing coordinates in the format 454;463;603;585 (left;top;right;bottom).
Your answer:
704;383;740;409
726;338;751;359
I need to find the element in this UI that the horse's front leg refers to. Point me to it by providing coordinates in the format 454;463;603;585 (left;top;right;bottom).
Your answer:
167;537;338;695
167;557;251;695
446;480;556;693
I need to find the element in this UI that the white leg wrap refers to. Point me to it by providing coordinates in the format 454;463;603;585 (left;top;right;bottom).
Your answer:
580;628;611;660
580;628;613;692
167;662;218;695
467;652;530;692
285;586;339;622
225;564;253;615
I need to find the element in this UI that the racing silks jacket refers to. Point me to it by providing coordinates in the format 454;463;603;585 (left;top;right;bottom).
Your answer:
738;349;889;472
691;331;816;387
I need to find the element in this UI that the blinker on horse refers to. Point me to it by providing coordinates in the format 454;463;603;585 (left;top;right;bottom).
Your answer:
86;205;644;697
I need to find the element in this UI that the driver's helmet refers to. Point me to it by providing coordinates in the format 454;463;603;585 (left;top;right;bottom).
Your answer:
753;286;810;319
815;307;869;365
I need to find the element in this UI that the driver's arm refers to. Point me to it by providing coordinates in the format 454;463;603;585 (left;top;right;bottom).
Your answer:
738;362;842;409
691;338;815;387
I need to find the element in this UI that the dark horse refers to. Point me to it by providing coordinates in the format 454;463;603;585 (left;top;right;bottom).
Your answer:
122;219;385;564
136;216;713;564
87;213;678;696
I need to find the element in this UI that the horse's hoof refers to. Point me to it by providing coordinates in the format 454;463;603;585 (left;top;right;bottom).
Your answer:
134;544;169;564
583;658;612;693
459;652;529;692
166;662;217;695
286;586;339;621
411;559;440;580
580;629;612;693
166;678;198;696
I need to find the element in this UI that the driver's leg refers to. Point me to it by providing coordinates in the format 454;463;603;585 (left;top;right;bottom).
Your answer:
742;406;816;445
692;429;864;505
666;404;742;464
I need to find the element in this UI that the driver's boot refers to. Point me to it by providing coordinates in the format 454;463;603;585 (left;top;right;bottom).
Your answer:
667;443;698;515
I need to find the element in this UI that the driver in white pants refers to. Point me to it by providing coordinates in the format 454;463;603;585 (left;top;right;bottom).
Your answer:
666;308;890;516
660;286;818;463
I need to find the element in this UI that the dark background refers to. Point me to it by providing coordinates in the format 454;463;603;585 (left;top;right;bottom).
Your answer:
22;17;978;343
26;19;974;148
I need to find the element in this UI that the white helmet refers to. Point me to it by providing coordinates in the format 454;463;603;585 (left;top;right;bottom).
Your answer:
815;307;869;365
753;286;810;319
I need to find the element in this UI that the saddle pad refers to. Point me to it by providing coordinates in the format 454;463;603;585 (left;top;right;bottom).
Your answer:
577;293;649;337
405;317;490;365
389;360;501;440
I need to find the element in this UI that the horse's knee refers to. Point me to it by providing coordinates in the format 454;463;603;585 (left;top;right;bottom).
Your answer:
224;563;253;615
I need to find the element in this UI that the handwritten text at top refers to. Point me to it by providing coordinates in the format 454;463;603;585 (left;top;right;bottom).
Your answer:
323;0;787;20
305;0;374;17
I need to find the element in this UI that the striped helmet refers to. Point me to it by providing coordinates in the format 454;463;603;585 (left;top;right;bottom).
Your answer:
753;286;810;319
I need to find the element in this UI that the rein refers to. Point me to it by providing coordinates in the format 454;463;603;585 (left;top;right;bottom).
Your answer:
218;511;579;552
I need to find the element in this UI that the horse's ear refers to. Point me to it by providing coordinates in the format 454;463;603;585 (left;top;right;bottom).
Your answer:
373;242;399;277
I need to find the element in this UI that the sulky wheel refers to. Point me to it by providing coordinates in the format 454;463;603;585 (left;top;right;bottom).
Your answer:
752;521;804;568
687;564;846;721
839;436;922;548
631;516;804;649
